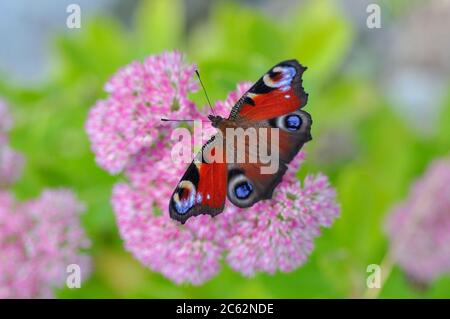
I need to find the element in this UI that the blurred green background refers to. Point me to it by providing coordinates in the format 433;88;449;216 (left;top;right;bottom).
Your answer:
1;0;450;298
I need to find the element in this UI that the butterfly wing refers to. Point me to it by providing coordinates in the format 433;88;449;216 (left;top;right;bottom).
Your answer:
169;135;227;224
225;59;312;208
229;59;308;121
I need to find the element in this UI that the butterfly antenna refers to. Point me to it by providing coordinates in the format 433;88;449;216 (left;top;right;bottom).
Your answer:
195;70;216;116
160;118;209;123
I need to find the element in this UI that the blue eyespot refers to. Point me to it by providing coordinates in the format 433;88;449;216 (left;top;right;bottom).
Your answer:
174;187;196;215
284;114;302;131
235;181;253;199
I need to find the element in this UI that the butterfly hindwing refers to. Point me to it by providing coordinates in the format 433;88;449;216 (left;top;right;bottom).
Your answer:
226;162;287;208
224;110;312;208
267;109;312;164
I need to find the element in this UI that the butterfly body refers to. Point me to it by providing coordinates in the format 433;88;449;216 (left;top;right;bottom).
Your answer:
169;60;312;224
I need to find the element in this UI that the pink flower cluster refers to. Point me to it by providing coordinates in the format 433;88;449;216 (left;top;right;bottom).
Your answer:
224;172;339;276
386;158;450;284
86;52;198;174
0;145;24;189
88;51;340;285
0;190;91;298
0;100;24;187
0;100;90;298
0;100;13;139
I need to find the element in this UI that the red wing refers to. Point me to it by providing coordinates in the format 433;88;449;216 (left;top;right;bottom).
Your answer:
225;109;312;208
169;136;227;224
229;60;308;121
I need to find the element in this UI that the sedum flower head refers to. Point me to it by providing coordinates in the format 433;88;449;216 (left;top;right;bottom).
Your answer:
225;170;340;276
85;51;198;174
0;144;24;189
0;99;90;298
112;183;224;285
0;100;24;188
0;100;12;140
386;158;450;284
0;189;90;298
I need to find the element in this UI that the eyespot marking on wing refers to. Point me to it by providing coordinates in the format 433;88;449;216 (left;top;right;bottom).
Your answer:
234;181;253;199
284;114;302;131
263;66;296;92
172;180;197;215
269;110;310;133
227;172;257;208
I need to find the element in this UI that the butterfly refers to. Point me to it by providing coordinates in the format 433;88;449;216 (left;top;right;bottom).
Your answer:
169;60;312;224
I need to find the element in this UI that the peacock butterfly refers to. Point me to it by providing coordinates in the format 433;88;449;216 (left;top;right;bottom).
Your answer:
169;60;312;224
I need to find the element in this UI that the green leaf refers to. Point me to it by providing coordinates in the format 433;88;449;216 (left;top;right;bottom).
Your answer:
286;0;354;88
134;0;184;55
